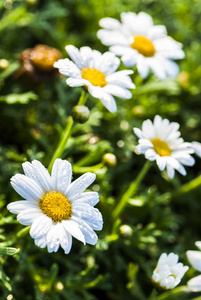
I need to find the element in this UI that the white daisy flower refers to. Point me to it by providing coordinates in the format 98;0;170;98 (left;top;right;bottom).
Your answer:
134;115;195;179
191;141;201;158
54;45;135;113
187;241;201;292
97;12;184;80
152;252;189;290
7;159;103;254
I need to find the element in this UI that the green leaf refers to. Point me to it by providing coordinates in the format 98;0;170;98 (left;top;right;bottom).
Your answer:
0;92;38;104
0;267;11;291
136;79;180;96
0;246;20;256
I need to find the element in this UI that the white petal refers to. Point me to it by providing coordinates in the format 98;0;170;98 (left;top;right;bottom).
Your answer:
51;159;72;193
139;138;153;147
97;30;128;46
103;84;132;99
88;86;117;113
178;155;195;166
79;46;94;68
30;160;52;191
35;235;47;248
71;216;98;245
162;58;180;79
17;208;42;226
99;17;122;30
148;25;167;40
65;45;84;68
196;241;201;251
188;275;201;292
59;223;72;254
54;59;81;77
133;128;144;139
192;142;201;158
62;219;85;244
7;200;37;214
148;57;166;80
66;78;87;87
156;156;166;171
72;203;103;231
145;149;157;161
65;172;96;201
176;163;186;176
11;174;43;202
30;214;52;239
121;52;138;67
46;224;60;253
167;253;179;266
96;51;120;75
187;250;201;272
73;192;99;206
106;70;134;81
137;55;149;79
166;165;175;179
157;253;168;267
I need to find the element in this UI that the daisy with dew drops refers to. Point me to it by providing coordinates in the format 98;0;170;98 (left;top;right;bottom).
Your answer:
97;12;185;80
152;252;189;290
187;241;201;292
134;115;195;179
7;159;103;254
54;45;135;113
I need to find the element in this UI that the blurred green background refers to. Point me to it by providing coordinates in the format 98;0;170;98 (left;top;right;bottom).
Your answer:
0;0;201;299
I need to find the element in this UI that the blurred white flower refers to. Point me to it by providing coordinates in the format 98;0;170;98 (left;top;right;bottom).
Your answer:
54;45;135;113
152;252;189;290
98;12;184;80
7;159;103;254
191;142;201;158
187;241;201;292
133;115;195;179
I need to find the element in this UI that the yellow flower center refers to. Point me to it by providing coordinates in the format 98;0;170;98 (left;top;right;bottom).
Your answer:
81;68;107;87
39;191;72;223
129;36;156;57
151;138;171;156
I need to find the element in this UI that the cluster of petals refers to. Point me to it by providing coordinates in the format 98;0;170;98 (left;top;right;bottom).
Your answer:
187;241;201;292
7;159;103;254
191;141;201;158
54;45;135;113
152;252;189;290
134;115;195;178
98;12;184;80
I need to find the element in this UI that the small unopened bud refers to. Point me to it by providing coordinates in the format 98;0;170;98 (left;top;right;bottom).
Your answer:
0;59;9;69
102;153;117;167
119;225;132;237
55;282;64;291
72;105;90;123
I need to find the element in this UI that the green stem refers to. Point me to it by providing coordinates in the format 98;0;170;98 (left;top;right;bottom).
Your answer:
78;89;88;106
112;160;152;221
173;174;201;196
48;116;74;173
48;91;88;173
148;288;158;300
73;163;104;174
156;174;201;204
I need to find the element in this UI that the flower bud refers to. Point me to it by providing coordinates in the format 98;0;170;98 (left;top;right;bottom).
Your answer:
102;153;117;167
72;105;90;123
119;225;132;237
151;252;189;291
0;59;9;69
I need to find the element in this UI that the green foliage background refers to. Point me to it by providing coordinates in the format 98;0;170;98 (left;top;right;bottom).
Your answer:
0;0;201;299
